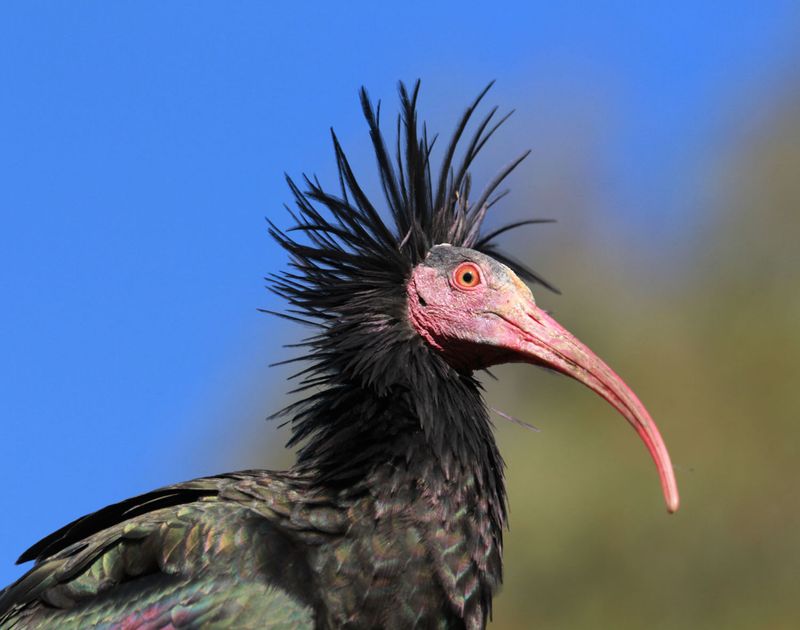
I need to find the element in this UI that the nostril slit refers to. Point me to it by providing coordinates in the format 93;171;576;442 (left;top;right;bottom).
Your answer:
418;295;427;306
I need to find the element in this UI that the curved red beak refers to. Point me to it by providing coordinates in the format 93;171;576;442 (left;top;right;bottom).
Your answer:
498;299;680;513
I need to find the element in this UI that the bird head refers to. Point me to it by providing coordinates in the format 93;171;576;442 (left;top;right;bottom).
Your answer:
270;80;679;513
408;244;679;513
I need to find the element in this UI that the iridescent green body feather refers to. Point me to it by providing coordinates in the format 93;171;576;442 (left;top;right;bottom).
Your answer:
1;460;500;628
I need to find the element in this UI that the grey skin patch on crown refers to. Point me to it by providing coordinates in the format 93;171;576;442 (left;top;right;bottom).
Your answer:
422;244;521;291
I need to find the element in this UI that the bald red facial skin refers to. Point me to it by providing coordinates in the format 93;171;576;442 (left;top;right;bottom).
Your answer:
407;245;680;514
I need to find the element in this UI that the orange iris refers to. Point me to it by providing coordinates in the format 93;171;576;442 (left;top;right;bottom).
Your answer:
453;262;481;289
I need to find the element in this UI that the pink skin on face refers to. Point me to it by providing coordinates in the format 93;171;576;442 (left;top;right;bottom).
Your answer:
407;245;679;513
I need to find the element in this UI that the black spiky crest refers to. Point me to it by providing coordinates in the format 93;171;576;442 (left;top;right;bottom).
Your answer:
268;81;553;488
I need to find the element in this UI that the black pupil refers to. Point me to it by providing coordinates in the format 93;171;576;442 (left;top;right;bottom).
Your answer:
462;271;474;284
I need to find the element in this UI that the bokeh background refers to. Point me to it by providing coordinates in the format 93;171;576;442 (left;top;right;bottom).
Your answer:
2;3;799;628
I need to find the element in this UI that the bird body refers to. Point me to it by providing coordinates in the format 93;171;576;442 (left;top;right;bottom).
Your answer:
1;448;500;628
0;82;678;629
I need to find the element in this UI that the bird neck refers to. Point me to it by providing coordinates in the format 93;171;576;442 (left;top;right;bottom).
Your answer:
290;337;507;538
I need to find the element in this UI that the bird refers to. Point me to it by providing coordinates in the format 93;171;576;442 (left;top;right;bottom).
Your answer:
0;81;679;629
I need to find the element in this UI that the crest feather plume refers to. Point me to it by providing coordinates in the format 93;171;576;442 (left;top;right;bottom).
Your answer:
268;80;556;333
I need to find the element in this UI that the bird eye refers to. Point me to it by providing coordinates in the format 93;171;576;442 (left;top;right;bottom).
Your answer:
453;262;481;289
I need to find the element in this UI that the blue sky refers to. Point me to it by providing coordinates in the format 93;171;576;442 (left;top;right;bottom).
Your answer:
0;2;797;585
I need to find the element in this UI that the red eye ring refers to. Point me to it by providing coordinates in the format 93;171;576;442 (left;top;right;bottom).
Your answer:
453;262;482;290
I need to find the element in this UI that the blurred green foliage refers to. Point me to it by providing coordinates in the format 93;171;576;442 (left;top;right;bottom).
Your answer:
489;90;800;629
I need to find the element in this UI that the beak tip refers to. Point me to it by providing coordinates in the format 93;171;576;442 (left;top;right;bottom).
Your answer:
663;482;680;513
666;495;680;514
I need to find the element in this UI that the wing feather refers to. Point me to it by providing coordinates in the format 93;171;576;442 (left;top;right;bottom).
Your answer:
0;472;317;629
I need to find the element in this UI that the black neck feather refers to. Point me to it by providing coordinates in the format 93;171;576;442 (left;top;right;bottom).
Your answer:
283;316;507;529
